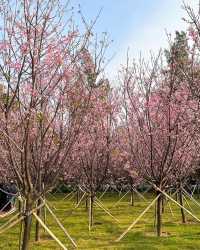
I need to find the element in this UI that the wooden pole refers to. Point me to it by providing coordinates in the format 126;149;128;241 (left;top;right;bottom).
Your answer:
183;188;200;208
112;190;130;208
130;187;134;206
0;202;45;234
65;192;86;216
99;186;109;200
153;185;200;223
88;195;94;231
167;200;174;217
44;201;77;248
156;192;162;236
116;195;160;242
183;194;193;212
0;212;21;231
62;190;74;201
0;215;25;234
94;198;119;223
133;188;146;201
33;212;68;250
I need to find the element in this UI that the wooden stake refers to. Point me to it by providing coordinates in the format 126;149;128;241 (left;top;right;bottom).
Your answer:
153;186;200;223
0;212;21;231
0;202;45;234
65;192;86;216
183;189;200;208
183;194;193;212
167;201;174;217
192;184;197;196
62;190;74;201
133;188;146;201
33;212;68;250
99;186;109;200
44;201;77;248
0;207;16;218
94;198;119;223
74;192;86;209
68;191;76;201
88;195;93;231
112;190;130;208
116;195;160;242
0;215;24;234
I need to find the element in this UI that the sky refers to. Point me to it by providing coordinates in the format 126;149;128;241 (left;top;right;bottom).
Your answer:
71;0;199;80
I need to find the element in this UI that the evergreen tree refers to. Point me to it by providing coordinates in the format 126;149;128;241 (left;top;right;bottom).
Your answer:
165;31;189;67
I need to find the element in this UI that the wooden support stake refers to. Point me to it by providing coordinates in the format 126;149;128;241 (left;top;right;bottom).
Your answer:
68;191;76;201
192;185;197;196
99;186;109;200
44;201;77;248
74;192;86;209
183;194;193;212
116;195;160;242
65;192;86;216
183;188;200;208
0;202;45;234
153;186;200;223
133;188;146;201
0;210;21;231
0;207;17;218
48;191;57;200
112;190;130;208
95;198;119;223
62;190;75;201
0;215;24;234
33;212;68;250
167;201;174;217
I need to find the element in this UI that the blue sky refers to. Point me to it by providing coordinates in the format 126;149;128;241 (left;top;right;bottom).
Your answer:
71;0;199;79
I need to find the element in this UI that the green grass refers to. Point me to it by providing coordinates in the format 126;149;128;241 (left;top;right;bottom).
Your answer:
1;192;200;249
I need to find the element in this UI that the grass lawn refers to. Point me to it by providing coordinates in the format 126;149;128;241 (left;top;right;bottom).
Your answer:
1;192;200;249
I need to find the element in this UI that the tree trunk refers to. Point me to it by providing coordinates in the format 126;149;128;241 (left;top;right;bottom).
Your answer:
21;200;33;250
85;195;88;211
35;176;42;242
35;198;42;241
130;188;134;206
43;185;47;225
179;189;186;223
175;192;178;201
18;199;24;250
88;195;94;231
156;192;162;237
162;196;165;214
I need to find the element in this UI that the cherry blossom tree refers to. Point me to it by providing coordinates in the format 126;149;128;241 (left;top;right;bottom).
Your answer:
120;54;199;236
0;0;99;249
110;125;143;206
68;82;119;230
164;3;200;223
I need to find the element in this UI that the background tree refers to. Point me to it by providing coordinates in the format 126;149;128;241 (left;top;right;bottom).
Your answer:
0;1;97;249
119;54;198;236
